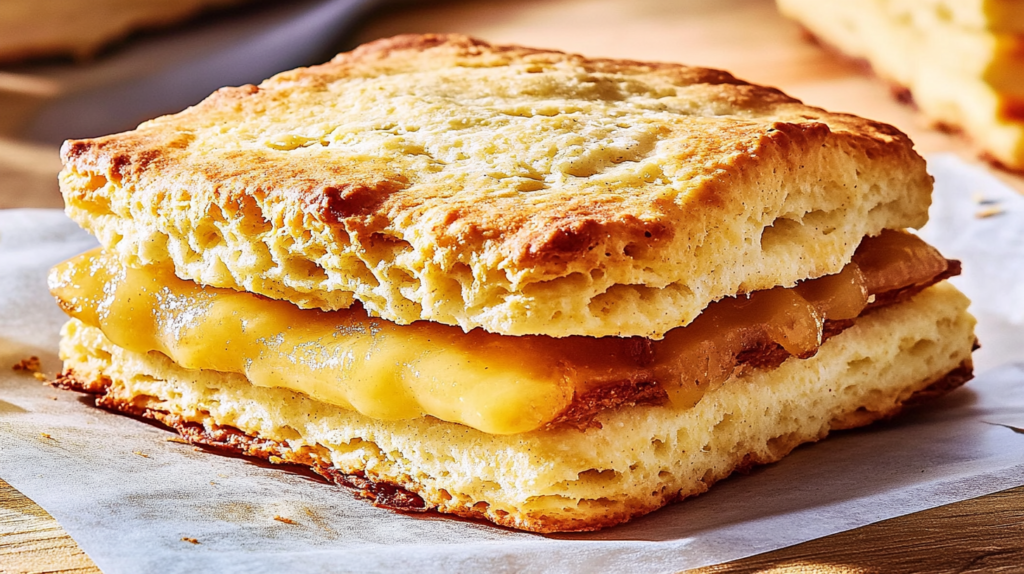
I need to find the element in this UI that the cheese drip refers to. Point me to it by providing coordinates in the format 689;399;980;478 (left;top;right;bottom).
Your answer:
49;230;948;435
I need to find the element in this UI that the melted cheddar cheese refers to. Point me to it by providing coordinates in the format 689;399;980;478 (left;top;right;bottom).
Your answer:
48;230;948;434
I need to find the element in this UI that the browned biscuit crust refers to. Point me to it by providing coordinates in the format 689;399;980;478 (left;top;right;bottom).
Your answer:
52;360;974;532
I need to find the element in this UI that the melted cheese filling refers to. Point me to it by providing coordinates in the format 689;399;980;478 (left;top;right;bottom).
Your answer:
49;230;948;435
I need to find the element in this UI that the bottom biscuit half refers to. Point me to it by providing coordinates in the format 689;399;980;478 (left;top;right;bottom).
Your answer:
55;282;976;532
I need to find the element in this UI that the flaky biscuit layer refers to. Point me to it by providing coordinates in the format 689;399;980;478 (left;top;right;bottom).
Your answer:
60;34;931;338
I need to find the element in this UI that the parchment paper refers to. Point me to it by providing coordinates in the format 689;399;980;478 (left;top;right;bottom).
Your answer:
1;154;1023;573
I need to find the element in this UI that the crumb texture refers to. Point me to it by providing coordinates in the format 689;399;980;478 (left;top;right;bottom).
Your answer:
58;281;976;531
60;34;932;337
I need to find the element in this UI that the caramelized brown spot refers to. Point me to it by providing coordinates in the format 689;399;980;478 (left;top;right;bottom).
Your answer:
313;180;407;223
999;97;1024;122
548;381;667;430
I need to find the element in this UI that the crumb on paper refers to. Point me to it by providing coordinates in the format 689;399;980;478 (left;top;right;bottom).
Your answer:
32;372;47;381
274;515;297;525
971;191;1000;206
40;432;53;440
133;451;150;458
165;436;189;444
49;396;58;401
12;356;41;373
181;537;200;545
976;206;1005;218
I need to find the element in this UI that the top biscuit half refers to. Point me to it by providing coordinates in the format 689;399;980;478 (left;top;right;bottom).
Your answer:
59;34;932;339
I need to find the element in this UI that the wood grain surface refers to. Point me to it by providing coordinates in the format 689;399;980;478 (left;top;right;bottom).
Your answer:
691;484;1024;573
1;0;1023;573
0;479;99;574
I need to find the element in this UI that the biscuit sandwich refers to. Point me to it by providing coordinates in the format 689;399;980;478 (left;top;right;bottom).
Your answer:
49;34;977;532
777;0;1024;170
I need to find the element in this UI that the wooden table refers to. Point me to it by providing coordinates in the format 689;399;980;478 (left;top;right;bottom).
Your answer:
2;0;1023;572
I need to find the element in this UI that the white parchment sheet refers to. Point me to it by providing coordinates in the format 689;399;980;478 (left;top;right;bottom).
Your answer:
1;155;1023;573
